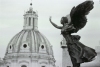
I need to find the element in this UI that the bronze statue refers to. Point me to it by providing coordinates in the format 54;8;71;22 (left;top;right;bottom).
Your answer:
49;0;97;67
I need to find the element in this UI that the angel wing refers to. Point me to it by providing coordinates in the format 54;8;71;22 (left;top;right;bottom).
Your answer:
70;0;94;32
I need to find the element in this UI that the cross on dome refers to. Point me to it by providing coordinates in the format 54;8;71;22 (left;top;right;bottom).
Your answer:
30;0;32;6
30;3;32;6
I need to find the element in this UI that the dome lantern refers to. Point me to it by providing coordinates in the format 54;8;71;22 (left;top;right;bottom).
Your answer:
23;3;38;30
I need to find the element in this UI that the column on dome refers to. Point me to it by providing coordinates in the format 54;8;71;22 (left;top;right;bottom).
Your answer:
27;17;29;26
24;17;25;27
31;17;33;26
27;17;30;27
34;17;38;30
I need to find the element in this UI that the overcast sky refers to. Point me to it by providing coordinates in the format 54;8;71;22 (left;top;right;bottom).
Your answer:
0;0;100;66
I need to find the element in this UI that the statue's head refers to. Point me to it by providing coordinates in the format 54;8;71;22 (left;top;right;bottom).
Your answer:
60;17;68;25
61;14;71;25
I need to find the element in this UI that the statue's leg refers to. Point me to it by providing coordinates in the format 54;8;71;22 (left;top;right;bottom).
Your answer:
70;55;80;67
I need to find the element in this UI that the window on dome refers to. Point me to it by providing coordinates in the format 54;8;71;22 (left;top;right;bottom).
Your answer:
23;44;27;48
41;45;44;49
21;65;27;67
29;17;31;26
60;42;62;45
10;45;11;49
42;66;45;67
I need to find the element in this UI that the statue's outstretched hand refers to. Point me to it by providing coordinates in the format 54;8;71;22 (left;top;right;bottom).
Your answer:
49;16;63;29
49;16;52;23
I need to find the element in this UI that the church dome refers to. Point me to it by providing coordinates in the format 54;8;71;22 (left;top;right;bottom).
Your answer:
5;3;54;58
6;29;54;56
2;3;55;67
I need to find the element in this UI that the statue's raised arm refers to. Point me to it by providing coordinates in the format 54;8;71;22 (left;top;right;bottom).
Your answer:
49;16;63;29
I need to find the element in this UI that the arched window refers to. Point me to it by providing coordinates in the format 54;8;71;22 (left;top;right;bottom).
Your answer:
10;45;11;49
33;18;34;23
41;45;44;49
21;65;27;67
29;17;31;26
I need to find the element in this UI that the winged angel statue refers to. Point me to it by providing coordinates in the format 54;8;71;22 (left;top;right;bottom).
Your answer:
49;0;97;67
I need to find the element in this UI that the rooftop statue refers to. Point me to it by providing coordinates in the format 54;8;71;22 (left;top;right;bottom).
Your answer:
49;0;97;67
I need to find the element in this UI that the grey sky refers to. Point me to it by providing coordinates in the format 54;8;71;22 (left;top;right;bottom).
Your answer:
0;0;100;67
